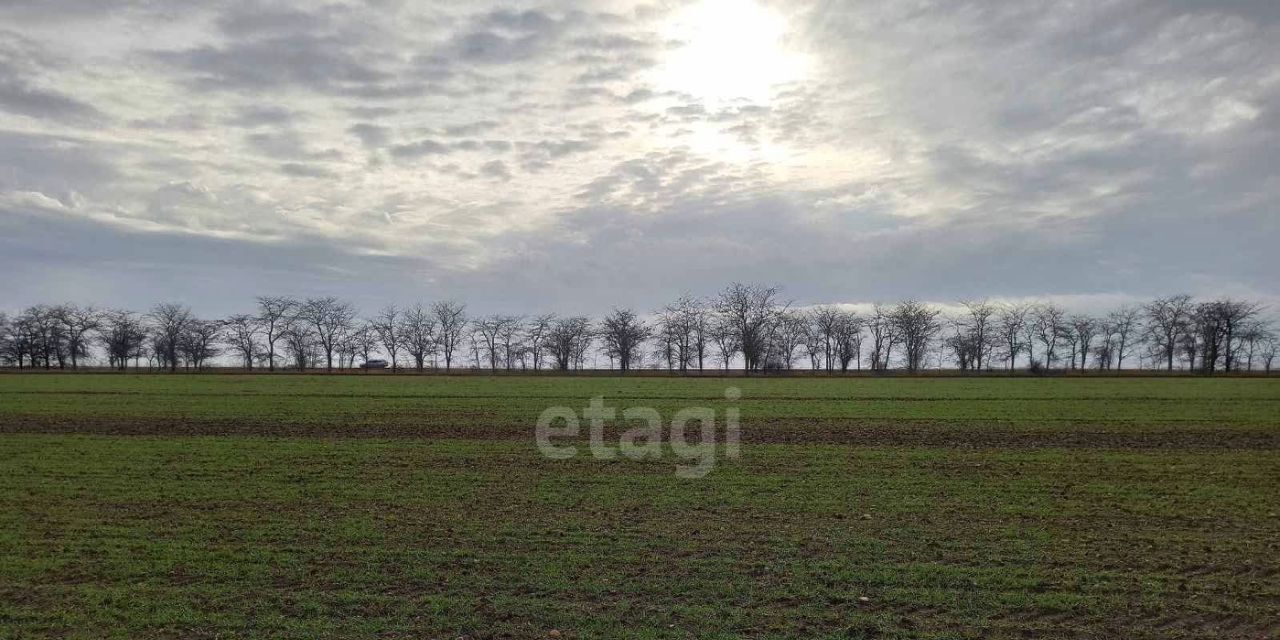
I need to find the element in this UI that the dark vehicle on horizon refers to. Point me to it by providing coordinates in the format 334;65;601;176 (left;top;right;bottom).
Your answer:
358;359;388;370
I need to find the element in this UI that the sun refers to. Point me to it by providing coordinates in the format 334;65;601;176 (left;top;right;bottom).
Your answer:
652;0;809;105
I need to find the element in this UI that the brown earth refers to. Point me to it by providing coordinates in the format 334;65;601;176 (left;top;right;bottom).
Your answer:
3;414;1277;449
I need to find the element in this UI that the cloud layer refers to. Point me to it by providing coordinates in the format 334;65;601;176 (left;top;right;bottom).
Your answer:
1;0;1276;315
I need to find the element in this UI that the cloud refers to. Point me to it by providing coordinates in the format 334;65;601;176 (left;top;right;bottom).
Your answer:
517;139;600;171
0;131;118;200
153;34;390;94
0;30;103;122
479;159;512;181
447;9;568;64
0;76;103;122
227;105;299;127
442;120;501;137
389;139;452;159
244;130;342;161
0;0;1275;315
348;123;390;148
279;162;335;178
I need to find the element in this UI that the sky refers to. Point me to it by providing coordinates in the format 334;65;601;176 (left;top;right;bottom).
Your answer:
1;0;1277;317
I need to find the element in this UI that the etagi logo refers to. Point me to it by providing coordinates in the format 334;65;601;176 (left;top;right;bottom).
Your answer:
535;387;742;478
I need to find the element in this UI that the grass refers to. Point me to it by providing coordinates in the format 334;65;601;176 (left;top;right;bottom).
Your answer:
3;374;1278;429
1;374;1278;638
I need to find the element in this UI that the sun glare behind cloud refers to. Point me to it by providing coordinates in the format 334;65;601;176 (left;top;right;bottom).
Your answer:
653;0;809;106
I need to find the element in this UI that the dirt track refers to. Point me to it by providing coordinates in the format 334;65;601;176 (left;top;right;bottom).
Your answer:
4;415;1276;449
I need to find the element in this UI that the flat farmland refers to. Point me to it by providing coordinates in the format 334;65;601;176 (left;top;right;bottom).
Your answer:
1;374;1278;638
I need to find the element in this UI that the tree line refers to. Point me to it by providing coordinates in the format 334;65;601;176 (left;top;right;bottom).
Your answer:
1;285;1275;374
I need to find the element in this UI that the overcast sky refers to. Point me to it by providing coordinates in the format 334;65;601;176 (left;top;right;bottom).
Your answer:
1;0;1276;316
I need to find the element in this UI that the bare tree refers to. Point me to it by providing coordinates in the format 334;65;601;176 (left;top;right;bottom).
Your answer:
654;295;708;372
178;319;223;370
1094;322;1117;370
52;305;100;369
1031;303;1066;369
1179;330;1200;372
713;283;784;373
1222;301;1262;372
1259;332;1278;373
0;312;11;367
524;314;554;371
1107;306;1141;370
432;301;467;371
801;315;824;370
652;315;677;370
398;304;436;371
690;307;710;371
833;311;863;371
944;318;979;371
497;316;525;370
343;322;379;368
866;304;897;371
474;314;520;370
1143;295;1193;372
946;301;1000;372
0;312;28;369
42;306;67;369
1238;319;1275;371
256;296;297;372
890;300;942;372
148;303;193;372
16;305;63;369
545;316;593;371
709;314;740;371
653;303;681;370
13;311;40;369
297;297;357;371
371;305;402;371
16;286;1271;376
224;314;263;368
1190;303;1221;373
598;309;650;371
1019;308;1040;369
280;320;318;371
1191;299;1261;374
97;310;147;370
1059;322;1080;370
995;302;1030;370
767;310;809;370
810;306;843;371
1068;315;1097;371
466;324;484;368
957;300;997;370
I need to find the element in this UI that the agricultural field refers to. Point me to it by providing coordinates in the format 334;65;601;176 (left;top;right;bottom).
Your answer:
0;373;1277;638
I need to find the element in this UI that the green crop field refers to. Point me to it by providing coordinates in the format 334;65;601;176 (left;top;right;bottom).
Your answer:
1;373;1278;639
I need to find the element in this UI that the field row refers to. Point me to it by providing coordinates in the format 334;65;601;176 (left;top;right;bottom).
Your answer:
2;374;1277;638
2;436;1278;639
2;375;1279;431
5;373;1280;398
